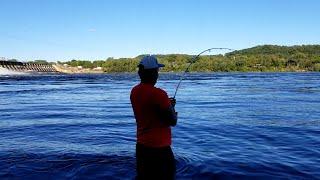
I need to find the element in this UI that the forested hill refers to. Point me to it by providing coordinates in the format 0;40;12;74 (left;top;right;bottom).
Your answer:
227;45;320;56
57;45;320;72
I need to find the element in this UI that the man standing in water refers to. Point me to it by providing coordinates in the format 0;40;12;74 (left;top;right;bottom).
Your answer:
130;55;178;179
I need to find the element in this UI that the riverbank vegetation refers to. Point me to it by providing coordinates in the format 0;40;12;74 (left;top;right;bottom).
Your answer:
54;45;320;72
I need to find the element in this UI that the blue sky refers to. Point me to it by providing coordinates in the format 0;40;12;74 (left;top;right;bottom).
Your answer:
0;0;319;61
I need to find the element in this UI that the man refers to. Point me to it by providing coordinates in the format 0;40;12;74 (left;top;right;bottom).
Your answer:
130;55;178;180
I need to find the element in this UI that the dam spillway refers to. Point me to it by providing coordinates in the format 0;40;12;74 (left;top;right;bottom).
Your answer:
0;61;58;73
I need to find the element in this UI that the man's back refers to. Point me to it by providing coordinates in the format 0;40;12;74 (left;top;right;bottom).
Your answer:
130;83;172;148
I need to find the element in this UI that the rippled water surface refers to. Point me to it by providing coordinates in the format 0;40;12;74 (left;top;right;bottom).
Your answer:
0;73;319;179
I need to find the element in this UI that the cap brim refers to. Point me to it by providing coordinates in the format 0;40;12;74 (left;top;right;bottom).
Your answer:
158;63;165;68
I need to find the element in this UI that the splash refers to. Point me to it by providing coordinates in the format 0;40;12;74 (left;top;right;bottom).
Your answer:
0;67;26;75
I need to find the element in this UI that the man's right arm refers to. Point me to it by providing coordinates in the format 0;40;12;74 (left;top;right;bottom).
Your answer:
161;97;178;126
155;89;178;127
162;105;177;126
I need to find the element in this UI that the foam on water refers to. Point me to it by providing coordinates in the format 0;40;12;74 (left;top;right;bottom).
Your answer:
0;67;26;76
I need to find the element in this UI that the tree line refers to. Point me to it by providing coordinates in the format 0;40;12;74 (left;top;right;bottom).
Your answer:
38;45;320;72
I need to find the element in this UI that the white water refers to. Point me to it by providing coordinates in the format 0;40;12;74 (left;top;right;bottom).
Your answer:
0;67;26;75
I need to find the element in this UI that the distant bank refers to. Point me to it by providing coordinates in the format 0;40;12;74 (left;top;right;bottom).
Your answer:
2;45;320;73
58;45;320;73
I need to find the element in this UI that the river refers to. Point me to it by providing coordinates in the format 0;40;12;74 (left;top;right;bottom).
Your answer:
0;73;319;179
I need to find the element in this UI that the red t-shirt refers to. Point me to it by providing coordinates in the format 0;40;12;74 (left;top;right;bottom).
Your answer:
130;83;172;147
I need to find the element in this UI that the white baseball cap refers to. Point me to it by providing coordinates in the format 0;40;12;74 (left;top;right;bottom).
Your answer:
138;55;165;69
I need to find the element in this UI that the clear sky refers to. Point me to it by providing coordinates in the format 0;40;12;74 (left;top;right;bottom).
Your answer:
0;0;319;61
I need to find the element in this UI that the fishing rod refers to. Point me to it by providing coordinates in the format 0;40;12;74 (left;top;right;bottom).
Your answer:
173;47;236;99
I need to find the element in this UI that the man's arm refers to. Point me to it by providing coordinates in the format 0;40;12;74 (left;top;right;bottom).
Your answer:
161;98;178;126
154;89;178;126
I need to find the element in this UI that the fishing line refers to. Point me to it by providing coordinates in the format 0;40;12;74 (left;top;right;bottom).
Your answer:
173;47;235;98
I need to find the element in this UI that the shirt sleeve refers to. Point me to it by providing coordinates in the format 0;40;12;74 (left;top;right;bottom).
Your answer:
153;88;171;110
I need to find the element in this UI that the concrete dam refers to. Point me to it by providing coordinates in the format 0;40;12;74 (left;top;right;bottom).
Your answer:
0;60;58;73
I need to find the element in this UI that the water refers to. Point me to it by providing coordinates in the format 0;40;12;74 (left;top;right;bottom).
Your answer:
0;73;319;179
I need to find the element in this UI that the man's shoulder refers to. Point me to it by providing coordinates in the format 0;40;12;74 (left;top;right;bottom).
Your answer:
130;84;141;97
131;84;168;96
131;83;144;92
154;87;168;97
131;84;140;90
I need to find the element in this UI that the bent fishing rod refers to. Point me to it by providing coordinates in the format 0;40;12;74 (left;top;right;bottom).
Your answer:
173;47;236;99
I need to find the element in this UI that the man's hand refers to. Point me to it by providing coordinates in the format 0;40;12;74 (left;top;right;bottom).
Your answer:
169;97;176;108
